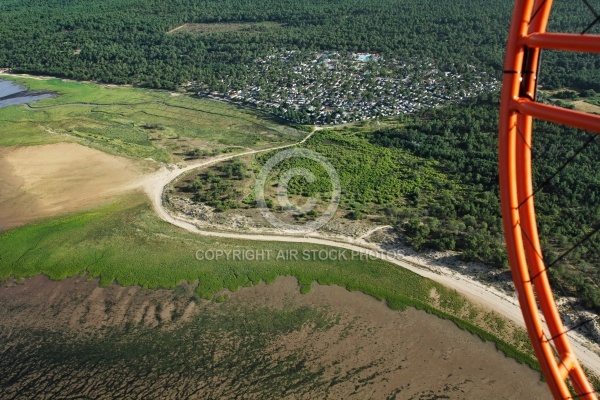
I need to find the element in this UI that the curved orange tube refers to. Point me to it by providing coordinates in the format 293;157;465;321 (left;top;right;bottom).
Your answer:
500;0;600;398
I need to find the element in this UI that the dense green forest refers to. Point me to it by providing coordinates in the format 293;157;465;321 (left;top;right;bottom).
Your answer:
0;0;598;91
370;95;506;266
371;94;600;309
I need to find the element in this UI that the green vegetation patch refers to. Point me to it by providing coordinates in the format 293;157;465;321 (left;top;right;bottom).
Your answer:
178;158;248;212
0;193;538;370
372;93;600;310
282;129;452;225
173;127;463;226
0;194;440;304
0;77;304;160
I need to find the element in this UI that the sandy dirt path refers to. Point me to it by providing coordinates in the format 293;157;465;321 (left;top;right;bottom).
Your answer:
358;225;393;239
142;131;600;376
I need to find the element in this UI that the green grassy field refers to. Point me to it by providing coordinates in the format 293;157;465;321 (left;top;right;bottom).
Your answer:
0;76;304;160
0;192;538;371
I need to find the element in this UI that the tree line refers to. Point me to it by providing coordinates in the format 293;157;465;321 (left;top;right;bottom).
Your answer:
0;0;597;91
372;93;600;310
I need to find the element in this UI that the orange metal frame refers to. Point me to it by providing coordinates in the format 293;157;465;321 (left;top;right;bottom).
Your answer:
500;0;600;398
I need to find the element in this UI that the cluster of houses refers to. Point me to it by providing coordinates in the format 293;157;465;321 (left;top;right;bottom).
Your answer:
198;51;499;125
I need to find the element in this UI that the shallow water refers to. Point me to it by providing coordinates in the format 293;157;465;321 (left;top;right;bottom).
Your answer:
0;79;54;108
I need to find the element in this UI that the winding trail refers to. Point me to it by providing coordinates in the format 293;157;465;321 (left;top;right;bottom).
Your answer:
139;129;317;214
136;129;600;376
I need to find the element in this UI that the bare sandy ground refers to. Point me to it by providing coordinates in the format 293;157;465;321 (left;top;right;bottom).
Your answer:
0;275;550;399
0;143;149;231
0;127;315;232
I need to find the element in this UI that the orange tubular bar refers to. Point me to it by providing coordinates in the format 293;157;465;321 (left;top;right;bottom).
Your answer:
516;101;600;133
500;0;599;399
522;32;600;53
